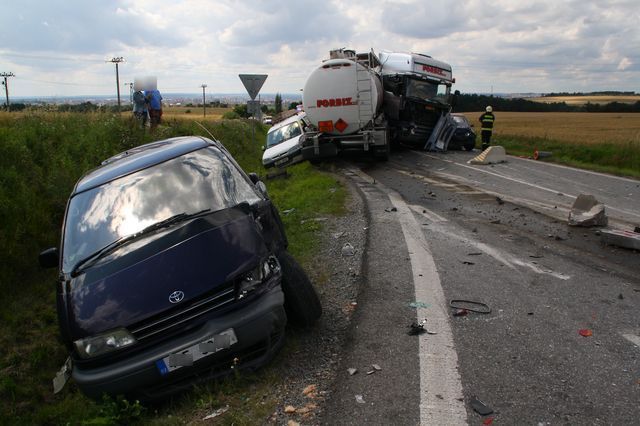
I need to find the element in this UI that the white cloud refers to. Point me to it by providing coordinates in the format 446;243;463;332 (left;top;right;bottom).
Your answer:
0;0;638;97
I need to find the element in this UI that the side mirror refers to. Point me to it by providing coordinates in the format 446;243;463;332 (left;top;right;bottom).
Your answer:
39;247;59;269
248;172;260;185
256;181;268;197
261;145;266;152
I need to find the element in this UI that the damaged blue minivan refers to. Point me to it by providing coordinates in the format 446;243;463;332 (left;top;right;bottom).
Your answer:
39;136;321;400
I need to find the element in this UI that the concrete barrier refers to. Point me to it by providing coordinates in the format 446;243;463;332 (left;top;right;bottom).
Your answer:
468;146;507;165
601;229;640;250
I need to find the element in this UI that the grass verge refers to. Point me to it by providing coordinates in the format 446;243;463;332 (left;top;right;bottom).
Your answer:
494;134;640;178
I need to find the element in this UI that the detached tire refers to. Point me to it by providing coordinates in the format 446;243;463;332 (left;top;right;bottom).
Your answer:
278;251;322;327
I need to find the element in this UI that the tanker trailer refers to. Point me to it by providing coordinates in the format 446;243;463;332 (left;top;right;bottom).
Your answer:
300;49;390;161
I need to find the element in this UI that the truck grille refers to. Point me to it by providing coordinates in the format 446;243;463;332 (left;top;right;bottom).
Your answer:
130;282;237;341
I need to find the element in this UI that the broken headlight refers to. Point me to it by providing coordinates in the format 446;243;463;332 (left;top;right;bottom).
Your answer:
238;255;280;299
74;328;136;359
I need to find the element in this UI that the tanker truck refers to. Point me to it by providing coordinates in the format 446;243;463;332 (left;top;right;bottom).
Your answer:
300;48;391;161
300;48;457;162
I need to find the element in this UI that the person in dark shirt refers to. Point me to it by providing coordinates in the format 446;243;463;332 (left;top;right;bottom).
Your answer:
145;89;163;131
478;106;495;150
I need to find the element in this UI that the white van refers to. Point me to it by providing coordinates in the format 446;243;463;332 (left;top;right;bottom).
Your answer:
262;112;309;169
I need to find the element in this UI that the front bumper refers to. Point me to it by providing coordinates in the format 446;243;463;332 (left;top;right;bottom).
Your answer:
73;286;286;400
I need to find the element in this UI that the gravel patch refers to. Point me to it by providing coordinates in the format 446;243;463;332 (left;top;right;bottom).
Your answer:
268;173;367;425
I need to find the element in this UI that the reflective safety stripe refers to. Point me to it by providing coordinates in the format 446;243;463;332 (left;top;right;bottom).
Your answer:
482;118;494;122
481;128;493;131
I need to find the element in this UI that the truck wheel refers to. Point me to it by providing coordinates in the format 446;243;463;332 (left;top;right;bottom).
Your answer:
277;251;322;327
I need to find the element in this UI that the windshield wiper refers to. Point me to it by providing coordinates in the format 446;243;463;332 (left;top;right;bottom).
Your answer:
70;209;212;276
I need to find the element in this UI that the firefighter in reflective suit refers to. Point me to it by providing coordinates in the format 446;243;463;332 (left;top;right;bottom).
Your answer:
478;106;495;150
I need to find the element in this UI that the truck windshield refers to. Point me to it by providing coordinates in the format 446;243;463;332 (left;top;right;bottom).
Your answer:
406;79;450;104
267;121;302;147
61;146;261;273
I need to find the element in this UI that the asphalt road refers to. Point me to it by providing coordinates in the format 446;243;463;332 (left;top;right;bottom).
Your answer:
320;150;640;425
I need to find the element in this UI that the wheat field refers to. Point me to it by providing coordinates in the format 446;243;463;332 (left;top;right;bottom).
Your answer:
529;95;640;105
462;112;640;145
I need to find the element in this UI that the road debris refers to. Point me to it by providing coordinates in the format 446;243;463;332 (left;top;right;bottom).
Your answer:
450;299;492;314
332;231;345;239
470;397;494;415
372;364;382;371
483;417;495;425
341;243;356;256
355;395;366;404
568;194;608;227
496;196;504;205
385;207;398;212
407;318;437;335
462;261;475;265
302;384;317;397
468;252;483;256
202;405;229;420
348;368;358;376
53;357;72;394
490;219;501;224
453;309;468;317
579;329;593;337
282;208;296;215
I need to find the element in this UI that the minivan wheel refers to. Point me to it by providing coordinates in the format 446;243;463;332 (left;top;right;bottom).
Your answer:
277;251;322;327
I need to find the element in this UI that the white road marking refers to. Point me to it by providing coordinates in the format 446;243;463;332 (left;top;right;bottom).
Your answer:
389;191;468;425
621;333;640;348
418;153;640;220
348;167;468;425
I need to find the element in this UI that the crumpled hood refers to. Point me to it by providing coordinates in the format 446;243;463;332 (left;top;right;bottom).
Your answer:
65;208;268;339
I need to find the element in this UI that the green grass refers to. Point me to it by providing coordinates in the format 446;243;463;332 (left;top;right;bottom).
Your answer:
0;112;345;424
494;134;640;178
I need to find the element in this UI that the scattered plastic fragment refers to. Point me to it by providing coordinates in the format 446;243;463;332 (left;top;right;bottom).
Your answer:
348;368;358;376
496;196;504;205
462;261;475;265
483;417;495;425
203;405;229;420
453;309;468;317
450;300;492;314
579;329;593;337
408;318;428;335
342;243;355;256
366;369;375;375
355;395;366;404
529;254;544;258
372;364;382;371
282;208;296;215
468;252;483;256
385;207;398;212
409;301;429;309
332;231;345;239
618;293;624;300
470;397;494;415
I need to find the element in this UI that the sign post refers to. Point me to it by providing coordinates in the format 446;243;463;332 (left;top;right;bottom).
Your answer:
239;74;268;146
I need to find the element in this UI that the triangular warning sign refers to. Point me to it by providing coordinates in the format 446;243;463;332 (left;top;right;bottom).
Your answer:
238;74;268;100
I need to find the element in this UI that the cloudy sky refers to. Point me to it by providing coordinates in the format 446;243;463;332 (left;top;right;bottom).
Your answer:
1;0;638;98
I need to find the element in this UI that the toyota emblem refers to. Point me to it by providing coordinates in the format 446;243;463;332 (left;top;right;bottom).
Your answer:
168;290;185;304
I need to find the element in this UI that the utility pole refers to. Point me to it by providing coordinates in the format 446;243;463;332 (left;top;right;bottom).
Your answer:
124;82;133;103
201;84;207;117
107;57;124;109
1;72;15;110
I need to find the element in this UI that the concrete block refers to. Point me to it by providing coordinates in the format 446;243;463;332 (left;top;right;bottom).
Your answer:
468;146;507;165
601;229;640;250
568;194;608;227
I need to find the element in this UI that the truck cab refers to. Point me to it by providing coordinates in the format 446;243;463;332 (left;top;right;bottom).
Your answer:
379;52;454;146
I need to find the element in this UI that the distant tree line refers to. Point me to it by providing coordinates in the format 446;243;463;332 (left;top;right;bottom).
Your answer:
453;93;640;113
542;91;637;97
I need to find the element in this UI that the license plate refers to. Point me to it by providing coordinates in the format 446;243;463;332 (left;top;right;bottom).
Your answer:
156;328;238;376
275;157;289;166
